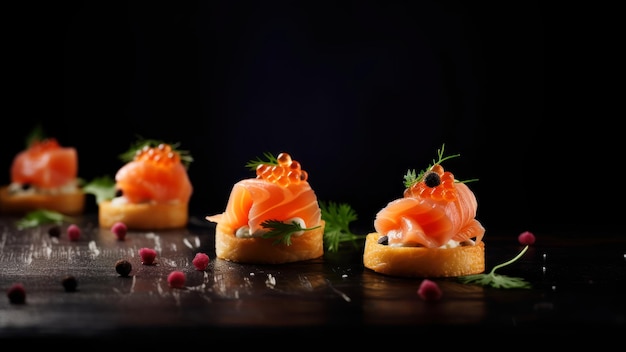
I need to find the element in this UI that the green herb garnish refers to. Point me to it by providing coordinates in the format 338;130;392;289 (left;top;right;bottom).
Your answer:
457;245;532;289
403;143;478;188
245;151;279;171
83;175;117;204
119;137;193;168
16;209;74;230
25;123;46;148
320;201;366;253
260;219;321;246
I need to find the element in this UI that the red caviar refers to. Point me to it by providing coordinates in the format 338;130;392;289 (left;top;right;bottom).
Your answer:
404;165;457;202
255;152;308;186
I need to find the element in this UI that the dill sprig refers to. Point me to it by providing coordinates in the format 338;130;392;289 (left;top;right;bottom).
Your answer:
457;245;532;289
119;137;193;168
245;152;279;171
320;201;366;253
25;124;47;148
260;219;321;246
403;143;477;188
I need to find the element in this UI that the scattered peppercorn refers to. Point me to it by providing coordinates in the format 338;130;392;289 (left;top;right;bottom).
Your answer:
139;247;157;265
7;283;26;304
48;225;61;238
111;222;127;241
518;231;536;246
167;271;186;288
417;279;442;301
67;224;81;241
115;259;133;277
61;276;78;292
192;252;210;271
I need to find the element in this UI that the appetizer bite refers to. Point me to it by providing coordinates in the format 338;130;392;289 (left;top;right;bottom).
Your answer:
363;145;485;277
206;152;324;264
0;127;85;216
86;139;193;230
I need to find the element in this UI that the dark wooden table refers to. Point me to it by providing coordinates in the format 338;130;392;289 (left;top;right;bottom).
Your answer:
1;214;625;346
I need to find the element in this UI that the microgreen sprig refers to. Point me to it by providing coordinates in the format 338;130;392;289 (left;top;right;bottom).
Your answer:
320;201;366;253
16;210;75;230
260;219;321;246
245;152;279;171
458;245;532;289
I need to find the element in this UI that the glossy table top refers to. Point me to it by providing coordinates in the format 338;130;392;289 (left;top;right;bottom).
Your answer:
1;214;625;346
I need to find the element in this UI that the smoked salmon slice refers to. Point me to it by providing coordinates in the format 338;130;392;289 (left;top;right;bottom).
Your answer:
10;138;78;189
206;178;321;236
206;152;322;241
374;145;485;248
114;142;193;204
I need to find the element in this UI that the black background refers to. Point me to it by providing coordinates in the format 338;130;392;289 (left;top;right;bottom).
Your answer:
2;1;619;237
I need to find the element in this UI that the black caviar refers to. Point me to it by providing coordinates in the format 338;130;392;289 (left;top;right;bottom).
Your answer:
424;172;441;188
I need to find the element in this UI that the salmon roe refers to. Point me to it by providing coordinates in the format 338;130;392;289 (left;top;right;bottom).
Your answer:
28;138;61;155
134;144;180;166
255;152;308;186
404;164;457;202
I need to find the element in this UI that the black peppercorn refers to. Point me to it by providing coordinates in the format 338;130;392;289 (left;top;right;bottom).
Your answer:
115;259;132;277
61;276;78;292
48;225;61;238
7;283;26;304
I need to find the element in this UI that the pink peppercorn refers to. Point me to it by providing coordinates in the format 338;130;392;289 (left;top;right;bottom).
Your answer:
167;271;186;288
111;222;127;241
192;252;210;271
139;248;157;265
7;283;26;304
417;279;442;301
518;231;536;246
67;224;81;241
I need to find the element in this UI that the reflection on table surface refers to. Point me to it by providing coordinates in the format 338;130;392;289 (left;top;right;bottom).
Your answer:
1;214;625;344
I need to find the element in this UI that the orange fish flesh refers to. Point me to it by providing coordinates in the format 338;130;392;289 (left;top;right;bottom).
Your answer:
114;143;192;204
10;138;78;189
374;166;485;248
206;178;321;237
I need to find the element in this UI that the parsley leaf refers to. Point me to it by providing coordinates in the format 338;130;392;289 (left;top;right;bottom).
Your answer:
320;201;366;253
458;245;532;289
83;175;117;204
260;219;321;245
16;210;74;230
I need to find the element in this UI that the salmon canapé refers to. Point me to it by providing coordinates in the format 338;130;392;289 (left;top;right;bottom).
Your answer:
10;138;78;189
374;149;485;249
114;143;193;204
206;152;322;239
